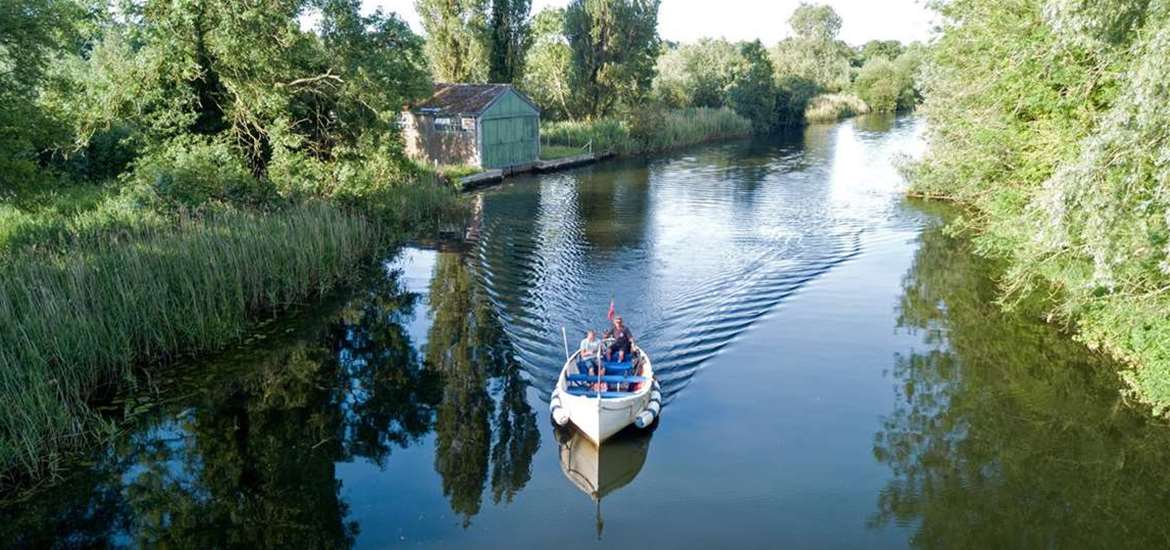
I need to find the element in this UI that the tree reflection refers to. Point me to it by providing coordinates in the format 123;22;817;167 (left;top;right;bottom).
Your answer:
426;252;540;526
873;210;1170;548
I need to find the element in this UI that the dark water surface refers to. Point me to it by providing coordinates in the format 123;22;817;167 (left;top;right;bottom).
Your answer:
7;115;1170;548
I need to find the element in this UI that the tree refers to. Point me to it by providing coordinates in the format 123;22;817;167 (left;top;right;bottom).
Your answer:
853;56;901;112
651;38;741;109
788;2;842;43
416;0;490;83
488;0;533;83
0;0;84;193
727;40;777;133
564;0;661;119
856;39;904;66
520;8;575;119
770;3;851;92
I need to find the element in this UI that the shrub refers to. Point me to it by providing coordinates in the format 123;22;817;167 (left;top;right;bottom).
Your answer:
854;56;901;112
124;137;268;209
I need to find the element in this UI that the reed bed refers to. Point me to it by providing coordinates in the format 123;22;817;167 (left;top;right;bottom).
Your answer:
542;107;751;156
804;93;871;123
0;201;381;482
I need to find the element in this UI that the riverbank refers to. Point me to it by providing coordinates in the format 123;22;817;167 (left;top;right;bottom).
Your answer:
907;0;1170;414
11;116;1170;547
0;178;462;488
455;107;751;190
541;107;752;157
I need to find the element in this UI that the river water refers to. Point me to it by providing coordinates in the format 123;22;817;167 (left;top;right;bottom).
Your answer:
6;115;1170;548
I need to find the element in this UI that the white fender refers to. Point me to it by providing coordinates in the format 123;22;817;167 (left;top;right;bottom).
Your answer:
549;391;569;426
635;400;661;428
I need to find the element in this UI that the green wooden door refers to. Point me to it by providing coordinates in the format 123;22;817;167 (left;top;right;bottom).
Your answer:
482;115;537;169
480;89;539;169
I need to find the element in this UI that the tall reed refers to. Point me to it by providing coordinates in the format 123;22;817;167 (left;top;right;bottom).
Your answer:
0;201;381;482
542;107;752;156
804;93;871;123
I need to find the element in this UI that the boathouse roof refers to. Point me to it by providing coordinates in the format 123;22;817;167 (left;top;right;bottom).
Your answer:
411;83;539;117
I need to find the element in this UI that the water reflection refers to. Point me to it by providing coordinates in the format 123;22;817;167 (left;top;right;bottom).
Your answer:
0;249;540;544
556;428;653;539
426;252;539;526
874;210;1170;548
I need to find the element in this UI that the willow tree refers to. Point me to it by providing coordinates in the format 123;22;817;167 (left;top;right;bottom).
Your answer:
770;2;852;92
417;0;490;83
521;8;575;119
564;0;661;119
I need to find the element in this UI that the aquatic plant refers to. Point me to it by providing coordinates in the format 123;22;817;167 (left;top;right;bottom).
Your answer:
541;107;751;155
0;202;381;483
803;93;870;123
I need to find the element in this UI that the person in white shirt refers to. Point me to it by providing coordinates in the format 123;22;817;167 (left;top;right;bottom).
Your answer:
578;329;601;375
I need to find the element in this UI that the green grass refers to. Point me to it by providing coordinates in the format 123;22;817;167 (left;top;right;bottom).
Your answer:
0;201;383;484
804;93;871;123
541;107;752;156
435;164;483;179
539;145;586;160
0;186;170;256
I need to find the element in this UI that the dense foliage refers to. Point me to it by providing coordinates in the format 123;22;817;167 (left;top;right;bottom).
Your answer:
488;0;533;83
564;0;662;119
911;0;1170;411
521;8;576;119
0;0;463;484
634;2;922;132
417;0;533;84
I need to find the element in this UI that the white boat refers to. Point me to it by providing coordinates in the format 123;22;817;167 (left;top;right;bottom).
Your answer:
549;343;661;444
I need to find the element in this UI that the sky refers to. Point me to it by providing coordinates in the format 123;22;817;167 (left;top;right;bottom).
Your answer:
359;0;937;46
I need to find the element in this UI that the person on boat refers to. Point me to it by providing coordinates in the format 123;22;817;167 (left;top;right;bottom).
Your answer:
606;316;634;363
578;329;601;375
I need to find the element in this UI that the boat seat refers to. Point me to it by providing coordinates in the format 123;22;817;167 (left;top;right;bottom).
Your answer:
566;374;648;385
600;360;635;373
566;388;641;397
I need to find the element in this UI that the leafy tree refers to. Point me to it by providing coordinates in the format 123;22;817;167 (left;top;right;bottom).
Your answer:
855;39;904;66
727;40;777;133
910;0;1170;410
770;3;851;92
488;0;533;83
0;0;84;193
651;38;741;109
789;2;842;43
416;0;490;83
520;7;576;119
60;0;431;205
853;56;901;112
564;0;661;119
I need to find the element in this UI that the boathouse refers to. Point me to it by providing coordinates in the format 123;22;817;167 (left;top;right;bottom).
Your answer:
402;83;541;170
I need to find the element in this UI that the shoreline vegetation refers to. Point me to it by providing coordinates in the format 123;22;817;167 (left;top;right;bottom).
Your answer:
1;0;922;491
909;0;1170;412
541;107;752;157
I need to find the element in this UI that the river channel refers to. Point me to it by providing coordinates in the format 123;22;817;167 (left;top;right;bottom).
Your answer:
5;115;1170;548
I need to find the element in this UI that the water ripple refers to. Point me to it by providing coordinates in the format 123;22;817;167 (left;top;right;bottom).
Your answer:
468;117;926;407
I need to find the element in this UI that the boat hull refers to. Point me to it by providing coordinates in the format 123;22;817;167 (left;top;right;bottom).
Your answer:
552;347;655;444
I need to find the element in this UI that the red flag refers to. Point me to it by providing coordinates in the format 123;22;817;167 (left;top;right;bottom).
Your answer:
607;299;615;321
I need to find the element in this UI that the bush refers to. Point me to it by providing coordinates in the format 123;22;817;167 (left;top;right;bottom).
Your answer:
854;57;901;112
124;137;268;209
774;75;819;127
